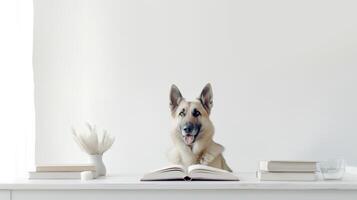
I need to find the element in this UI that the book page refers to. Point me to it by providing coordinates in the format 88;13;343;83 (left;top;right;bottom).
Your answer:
267;160;317;163
141;165;186;181
188;164;230;174
188;165;239;181
151;165;185;173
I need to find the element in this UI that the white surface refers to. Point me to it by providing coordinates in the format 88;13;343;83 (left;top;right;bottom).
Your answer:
34;0;357;174
7;174;357;200
0;191;10;200
2;173;357;190
11;190;357;200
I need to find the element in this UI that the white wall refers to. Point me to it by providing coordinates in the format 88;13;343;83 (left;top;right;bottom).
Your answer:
0;0;35;179
34;0;357;174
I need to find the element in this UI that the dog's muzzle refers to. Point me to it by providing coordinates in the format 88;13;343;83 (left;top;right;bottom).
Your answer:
181;122;201;145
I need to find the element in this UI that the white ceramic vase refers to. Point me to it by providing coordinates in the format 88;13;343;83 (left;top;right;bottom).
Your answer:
89;154;106;177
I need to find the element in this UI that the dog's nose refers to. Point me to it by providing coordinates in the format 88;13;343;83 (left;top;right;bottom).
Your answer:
183;123;194;134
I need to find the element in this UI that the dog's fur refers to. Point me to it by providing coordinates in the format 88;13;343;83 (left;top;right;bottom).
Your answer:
167;83;232;172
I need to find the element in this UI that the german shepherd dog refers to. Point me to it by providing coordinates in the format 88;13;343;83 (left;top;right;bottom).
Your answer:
167;83;232;172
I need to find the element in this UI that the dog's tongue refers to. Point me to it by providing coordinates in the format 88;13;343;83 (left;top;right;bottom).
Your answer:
184;135;194;145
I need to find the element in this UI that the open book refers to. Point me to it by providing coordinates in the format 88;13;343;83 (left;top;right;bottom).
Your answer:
141;164;239;181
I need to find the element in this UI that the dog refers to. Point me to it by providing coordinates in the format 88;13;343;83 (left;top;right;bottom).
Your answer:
167;83;232;172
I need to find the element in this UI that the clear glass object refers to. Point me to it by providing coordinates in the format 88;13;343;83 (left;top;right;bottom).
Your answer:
319;159;346;180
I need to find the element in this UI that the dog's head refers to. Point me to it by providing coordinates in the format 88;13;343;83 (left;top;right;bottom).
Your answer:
169;83;214;145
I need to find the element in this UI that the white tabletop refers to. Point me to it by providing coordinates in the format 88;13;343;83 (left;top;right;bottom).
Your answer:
1;172;357;190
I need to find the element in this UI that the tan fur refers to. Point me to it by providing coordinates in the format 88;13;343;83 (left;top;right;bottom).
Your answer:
167;84;232;172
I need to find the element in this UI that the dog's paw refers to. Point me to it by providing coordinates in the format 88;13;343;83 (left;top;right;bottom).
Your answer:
200;153;215;165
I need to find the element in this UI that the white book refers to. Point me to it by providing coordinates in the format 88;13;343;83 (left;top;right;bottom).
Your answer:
36;164;95;172
257;170;318;181
29;172;82;179
141;164;239;181
259;160;317;172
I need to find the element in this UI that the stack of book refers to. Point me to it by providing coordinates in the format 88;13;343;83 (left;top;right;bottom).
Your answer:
29;165;96;179
257;160;317;181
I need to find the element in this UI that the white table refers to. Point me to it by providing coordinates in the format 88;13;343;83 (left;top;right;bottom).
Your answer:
1;173;357;200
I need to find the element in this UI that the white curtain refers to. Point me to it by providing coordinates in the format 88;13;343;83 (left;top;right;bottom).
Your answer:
0;0;35;179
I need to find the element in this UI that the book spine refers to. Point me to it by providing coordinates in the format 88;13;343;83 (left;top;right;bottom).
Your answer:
262;162;316;172
29;172;81;179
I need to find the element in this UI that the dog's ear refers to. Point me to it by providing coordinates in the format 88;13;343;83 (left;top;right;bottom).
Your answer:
199;83;213;114
170;84;183;112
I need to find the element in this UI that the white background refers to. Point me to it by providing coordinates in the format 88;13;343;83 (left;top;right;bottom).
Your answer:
34;0;357;174
0;0;34;178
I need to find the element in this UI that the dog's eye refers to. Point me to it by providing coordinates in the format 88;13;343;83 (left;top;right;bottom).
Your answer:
179;109;185;117
192;109;201;117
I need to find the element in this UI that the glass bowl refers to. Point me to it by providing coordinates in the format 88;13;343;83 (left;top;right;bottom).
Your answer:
319;159;346;180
